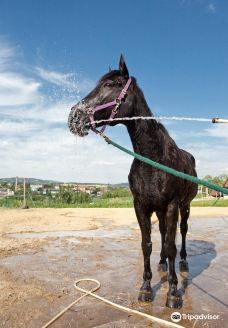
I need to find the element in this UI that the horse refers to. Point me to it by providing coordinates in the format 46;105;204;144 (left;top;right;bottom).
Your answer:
68;55;198;308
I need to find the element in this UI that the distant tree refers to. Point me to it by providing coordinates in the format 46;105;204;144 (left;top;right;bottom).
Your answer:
203;175;226;186
102;187;131;198
55;189;90;204
203;175;213;182
218;174;228;183
212;177;222;185
0;182;8;188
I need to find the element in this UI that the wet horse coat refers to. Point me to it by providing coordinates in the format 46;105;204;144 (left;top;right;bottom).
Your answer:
68;55;198;308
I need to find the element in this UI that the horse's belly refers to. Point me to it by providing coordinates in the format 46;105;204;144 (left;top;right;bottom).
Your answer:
128;162;196;210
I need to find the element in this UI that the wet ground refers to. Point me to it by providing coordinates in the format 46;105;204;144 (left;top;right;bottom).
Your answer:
0;209;227;328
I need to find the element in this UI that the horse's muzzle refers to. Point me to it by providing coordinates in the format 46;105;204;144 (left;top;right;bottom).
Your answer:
68;105;90;137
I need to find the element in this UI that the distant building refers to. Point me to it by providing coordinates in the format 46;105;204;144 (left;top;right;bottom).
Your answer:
0;188;15;197
30;184;60;194
30;184;43;192
8;189;14;196
0;188;7;197
43;189;59;195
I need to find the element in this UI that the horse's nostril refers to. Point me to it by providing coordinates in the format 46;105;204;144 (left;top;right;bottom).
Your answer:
68;107;90;137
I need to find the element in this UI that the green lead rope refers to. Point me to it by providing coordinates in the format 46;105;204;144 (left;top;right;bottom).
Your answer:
102;135;228;196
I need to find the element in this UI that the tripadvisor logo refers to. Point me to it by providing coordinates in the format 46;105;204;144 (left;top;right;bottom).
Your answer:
171;312;182;322
171;311;220;322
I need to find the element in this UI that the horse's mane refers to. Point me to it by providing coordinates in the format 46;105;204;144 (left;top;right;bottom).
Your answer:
99;71;171;137
157;122;170;135
98;70;120;83
132;78;171;137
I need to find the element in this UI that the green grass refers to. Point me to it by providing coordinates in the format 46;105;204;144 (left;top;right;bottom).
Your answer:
0;196;134;208
85;196;133;208
1;196;228;208
191;198;228;207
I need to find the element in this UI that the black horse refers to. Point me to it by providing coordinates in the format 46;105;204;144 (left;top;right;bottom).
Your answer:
68;55;198;308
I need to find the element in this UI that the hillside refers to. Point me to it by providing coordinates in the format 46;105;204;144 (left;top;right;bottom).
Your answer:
0;177;129;187
0;177;62;185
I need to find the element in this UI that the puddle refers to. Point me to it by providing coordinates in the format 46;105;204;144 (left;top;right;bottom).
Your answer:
8;226;133;239
1;216;228;328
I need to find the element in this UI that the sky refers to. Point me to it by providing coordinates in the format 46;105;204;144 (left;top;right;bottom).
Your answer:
0;0;227;183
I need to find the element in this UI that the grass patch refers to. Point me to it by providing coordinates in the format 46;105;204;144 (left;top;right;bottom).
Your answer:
1;196;228;208
0;196;134;208
191;198;228;207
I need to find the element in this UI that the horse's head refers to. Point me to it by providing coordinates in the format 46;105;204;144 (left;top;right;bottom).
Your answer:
68;55;134;137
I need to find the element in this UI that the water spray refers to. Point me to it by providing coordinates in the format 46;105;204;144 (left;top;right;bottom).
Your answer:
86;116;228;126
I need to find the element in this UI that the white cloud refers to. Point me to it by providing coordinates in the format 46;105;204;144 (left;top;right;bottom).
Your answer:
174;124;228;177
36;67;75;88
207;3;216;13
180;0;217;14
0;128;132;183
185;142;228;177
0;41;41;106
0;42;14;67
0;72;40;106
0;120;38;135
205;124;228;140
0;39;131;183
0;38;226;183
36;67;94;94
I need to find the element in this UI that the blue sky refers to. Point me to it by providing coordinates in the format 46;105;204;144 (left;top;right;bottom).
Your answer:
0;0;227;182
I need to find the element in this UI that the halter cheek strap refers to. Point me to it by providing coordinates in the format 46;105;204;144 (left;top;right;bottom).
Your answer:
88;77;132;134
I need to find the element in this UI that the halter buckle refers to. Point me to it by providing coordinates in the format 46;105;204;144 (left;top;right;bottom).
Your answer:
87;108;94;115
112;99;121;113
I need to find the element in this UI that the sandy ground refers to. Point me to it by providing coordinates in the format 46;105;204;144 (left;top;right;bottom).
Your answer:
0;208;227;328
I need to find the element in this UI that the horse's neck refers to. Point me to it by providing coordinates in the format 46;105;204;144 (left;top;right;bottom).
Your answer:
126;98;164;160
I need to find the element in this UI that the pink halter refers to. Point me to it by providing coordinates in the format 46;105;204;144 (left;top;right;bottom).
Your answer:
88;78;132;134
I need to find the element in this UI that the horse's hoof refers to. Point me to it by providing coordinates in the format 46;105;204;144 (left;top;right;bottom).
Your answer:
166;294;182;309
138;289;153;302
158;261;168;272
179;260;189;272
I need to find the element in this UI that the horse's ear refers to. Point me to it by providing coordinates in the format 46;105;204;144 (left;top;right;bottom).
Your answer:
119;54;129;77
109;66;112;72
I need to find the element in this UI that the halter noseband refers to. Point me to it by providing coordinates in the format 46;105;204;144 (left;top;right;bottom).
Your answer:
88;77;132;134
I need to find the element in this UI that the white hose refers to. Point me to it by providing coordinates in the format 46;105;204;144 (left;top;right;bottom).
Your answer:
41;278;185;328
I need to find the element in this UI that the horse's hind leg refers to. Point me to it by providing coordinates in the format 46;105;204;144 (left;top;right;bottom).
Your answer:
179;204;190;272
165;199;182;308
134;200;153;302
156;211;168;272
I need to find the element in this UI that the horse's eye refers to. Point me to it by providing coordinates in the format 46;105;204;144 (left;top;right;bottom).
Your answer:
105;82;114;87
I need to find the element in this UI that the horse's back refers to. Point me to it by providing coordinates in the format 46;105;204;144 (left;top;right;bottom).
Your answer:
179;148;196;171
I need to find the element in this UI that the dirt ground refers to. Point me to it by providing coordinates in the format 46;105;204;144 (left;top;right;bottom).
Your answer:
0;208;227;328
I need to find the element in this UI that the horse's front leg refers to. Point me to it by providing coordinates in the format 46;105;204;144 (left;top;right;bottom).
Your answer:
165;199;182;308
134;200;153;302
